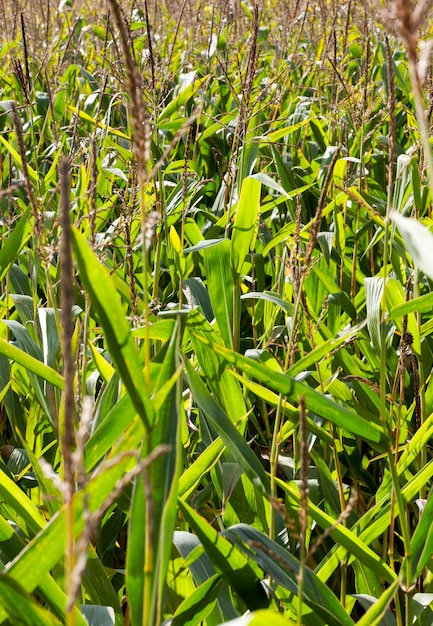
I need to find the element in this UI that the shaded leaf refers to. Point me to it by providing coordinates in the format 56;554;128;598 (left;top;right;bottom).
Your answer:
225;524;354;626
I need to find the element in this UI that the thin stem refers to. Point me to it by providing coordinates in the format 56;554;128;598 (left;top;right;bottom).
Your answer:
233;273;240;353
269;394;285;542
297;396;308;626
407;60;433;197
59;156;76;625
139;171;152;394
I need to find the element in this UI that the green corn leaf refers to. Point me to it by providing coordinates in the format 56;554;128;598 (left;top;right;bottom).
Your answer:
82;549;123;623
85;396;143;472
0;135;39;182
406;488;433;583
0;574;62;626
275;477;396;584
355;577;400;626
88;340;115;384
71;227;154;429
240;290;292;314
171;573;223;626
231;176;261;276
4;454;136;597
352;562;382;599
186;325;387;448
178;438;225;499
287;321;366;378
0;468;46;537
178;500;269;612
127;321;182;626
173;531;239;624
0;515;88;626
187;309;247;425
132;319;176;342
0;215;30;281
202;239;234;349
314;459;433;584
352;595;396;626
183;358;269;494
158;75;209;122
226;525;355;626
67;104;130;139
388;290;433;319
0;335;64;390
385;278;420;354
262;116;313;142
85;393;142;471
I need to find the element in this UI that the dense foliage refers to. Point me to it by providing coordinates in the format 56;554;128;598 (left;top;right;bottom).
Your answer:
1;1;433;624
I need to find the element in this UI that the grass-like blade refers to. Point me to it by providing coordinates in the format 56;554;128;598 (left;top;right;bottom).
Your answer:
186;325;387;448
84;393;141;471
355;577;400;626
0;574;62;626
71;227;154;428
158;75;209;122
388;290;433;319
0;336;64;390
231;176;261;275
0;135;39;181
225;524;354;626
405;488;433;583
275;477;396;584
178;438;225;499
202;239;234;349
173;531;238;624
127;322;182;626
187;309;247;425
5;455;134;603
0;468;47;537
0;214;30;281
0;515;88;626
183;357;269;494
178;499;269;612
171;573;223;626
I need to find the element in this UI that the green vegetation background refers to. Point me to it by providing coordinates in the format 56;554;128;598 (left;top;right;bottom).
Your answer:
1;1;433;624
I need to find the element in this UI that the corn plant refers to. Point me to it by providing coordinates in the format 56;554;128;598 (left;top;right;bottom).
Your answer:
2;1;433;625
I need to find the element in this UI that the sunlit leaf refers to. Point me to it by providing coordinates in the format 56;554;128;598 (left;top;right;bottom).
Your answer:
71;227;154;428
391;212;433;280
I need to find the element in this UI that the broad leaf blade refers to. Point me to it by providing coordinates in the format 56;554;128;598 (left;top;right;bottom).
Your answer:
202;239;234;349
0;574;61;626
0;215;30;281
355;578;400;626
225;525;354;626
406;488;433;582
186;325;387;448
231;177;261;275
391;212;433;279
127;321;183;626
171;573;222;626
183;358;269;494
71;227;154;428
178;500;269;612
